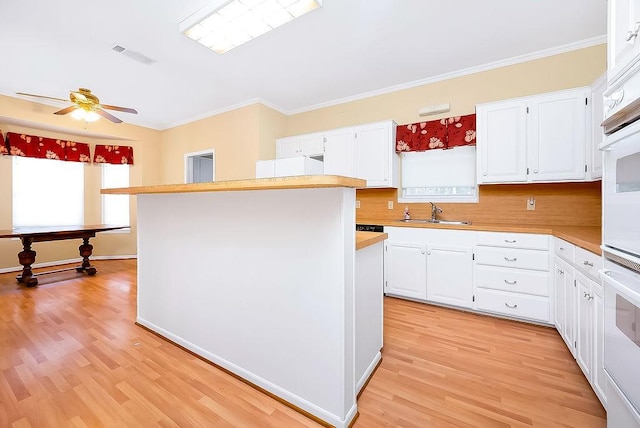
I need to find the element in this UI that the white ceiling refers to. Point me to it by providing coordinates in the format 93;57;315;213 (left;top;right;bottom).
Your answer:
0;0;607;130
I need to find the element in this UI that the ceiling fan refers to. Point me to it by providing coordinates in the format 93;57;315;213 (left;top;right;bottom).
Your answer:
16;88;137;123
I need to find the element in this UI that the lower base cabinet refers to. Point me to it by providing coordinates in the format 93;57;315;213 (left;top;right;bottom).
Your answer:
384;241;427;300
426;245;473;308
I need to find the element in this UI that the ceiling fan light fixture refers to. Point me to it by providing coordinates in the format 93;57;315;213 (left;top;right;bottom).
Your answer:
180;0;321;54
70;107;100;122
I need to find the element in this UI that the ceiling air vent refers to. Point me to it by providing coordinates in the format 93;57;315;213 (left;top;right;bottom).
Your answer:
111;44;156;65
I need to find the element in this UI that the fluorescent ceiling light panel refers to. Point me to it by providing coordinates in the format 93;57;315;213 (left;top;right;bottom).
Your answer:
181;0;322;54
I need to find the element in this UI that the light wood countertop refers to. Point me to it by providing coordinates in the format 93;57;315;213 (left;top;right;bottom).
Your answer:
356;231;388;250
357;218;601;254
102;175;366;195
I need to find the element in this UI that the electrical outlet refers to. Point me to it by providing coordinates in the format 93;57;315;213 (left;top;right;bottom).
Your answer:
387;201;394;210
355;200;360;209
527;196;536;211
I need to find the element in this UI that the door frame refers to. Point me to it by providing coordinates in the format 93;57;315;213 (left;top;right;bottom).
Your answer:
184;149;216;183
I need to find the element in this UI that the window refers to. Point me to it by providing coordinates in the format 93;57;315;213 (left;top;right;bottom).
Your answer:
399;146;478;203
12;157;84;227
102;164;130;226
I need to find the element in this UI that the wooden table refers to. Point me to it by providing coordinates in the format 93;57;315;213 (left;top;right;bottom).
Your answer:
0;225;128;286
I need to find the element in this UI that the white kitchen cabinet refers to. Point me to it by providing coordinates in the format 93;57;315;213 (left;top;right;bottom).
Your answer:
324;128;355;177
276;132;325;159
553;239;607;407
474;232;551;324
553;257;566;337
608;0;640;82
476;88;589;184
426;245;473;308
354;121;399;188
384;241;427;300
476;99;528;183
384;227;474;307
592;279;607;407
528;89;587;181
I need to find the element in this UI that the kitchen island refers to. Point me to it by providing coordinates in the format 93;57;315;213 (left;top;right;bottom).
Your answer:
103;176;374;428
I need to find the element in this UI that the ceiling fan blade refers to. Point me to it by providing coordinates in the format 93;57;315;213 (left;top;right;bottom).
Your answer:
53;105;80;115
16;92;69;102
96;108;123;123
101;104;138;114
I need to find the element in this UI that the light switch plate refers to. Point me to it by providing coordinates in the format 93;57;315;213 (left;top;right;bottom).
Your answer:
388;201;394;210
356;200;360;209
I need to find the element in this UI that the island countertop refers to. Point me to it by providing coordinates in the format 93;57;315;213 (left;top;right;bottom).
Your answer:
101;175;366;195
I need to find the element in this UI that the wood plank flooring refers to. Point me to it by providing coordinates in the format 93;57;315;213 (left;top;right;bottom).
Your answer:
0;259;606;427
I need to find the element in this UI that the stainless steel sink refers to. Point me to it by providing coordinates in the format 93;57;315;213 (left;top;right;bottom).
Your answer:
397;219;471;225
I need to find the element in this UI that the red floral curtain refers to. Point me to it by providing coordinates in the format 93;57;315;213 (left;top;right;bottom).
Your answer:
4;132;91;162
0;130;7;155
93;144;134;165
396;113;476;152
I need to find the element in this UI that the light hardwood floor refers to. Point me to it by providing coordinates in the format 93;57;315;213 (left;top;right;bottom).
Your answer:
0;259;606;427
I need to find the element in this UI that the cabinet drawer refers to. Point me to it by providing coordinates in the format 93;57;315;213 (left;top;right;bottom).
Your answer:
553;237;575;263
475;288;550;323
475;265;549;297
574;246;602;281
476;232;549;250
475;247;549;271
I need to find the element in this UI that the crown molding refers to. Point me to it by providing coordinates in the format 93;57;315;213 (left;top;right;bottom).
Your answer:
287;35;607;115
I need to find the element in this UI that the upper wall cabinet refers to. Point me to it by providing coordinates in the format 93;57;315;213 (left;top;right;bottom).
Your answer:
608;0;640;83
276;132;325;159
276;120;399;188
476;87;591;184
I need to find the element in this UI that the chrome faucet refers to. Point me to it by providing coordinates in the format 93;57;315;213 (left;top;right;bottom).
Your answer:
429;202;442;221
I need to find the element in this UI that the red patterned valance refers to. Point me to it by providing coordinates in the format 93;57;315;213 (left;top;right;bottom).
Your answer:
396;113;476;152
93;144;134;165
4;132;91;162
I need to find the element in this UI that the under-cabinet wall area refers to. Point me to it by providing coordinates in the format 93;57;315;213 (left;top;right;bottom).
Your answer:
356;181;601;226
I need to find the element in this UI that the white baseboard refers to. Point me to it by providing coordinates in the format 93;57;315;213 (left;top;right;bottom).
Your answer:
136;317;358;428
357;351;382;394
0;255;137;274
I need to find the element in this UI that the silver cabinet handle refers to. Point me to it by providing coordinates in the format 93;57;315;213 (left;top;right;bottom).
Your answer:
583;261;594;267
558;269;564;275
504;239;516;243
483;172;487;176
533;169;538;174
505;303;518;309
588;295;594;301
559;247;565;251
421;250;425;254
427;251;431;255
584;291;589;298
504;279;517;285
504;257;517;262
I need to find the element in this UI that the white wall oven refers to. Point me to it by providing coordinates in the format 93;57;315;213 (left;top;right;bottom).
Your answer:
601;66;640;423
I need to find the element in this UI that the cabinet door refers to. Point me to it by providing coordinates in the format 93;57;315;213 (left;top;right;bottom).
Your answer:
563;264;577;357
276;136;301;158
384;241;427;300
354;122;396;188
591;281;607;406
608;0;640;81
528;89;587;182
426;245;473;308
553;257;566;335
476;99;528;183
324;129;355;177
300;133;325;158
576;273;593;379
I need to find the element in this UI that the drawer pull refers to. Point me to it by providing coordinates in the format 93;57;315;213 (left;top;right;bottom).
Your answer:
559;247;565;251
504;279;517;285
583;261;594;267
504;239;516;243
504;303;518;309
504;257;517;262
